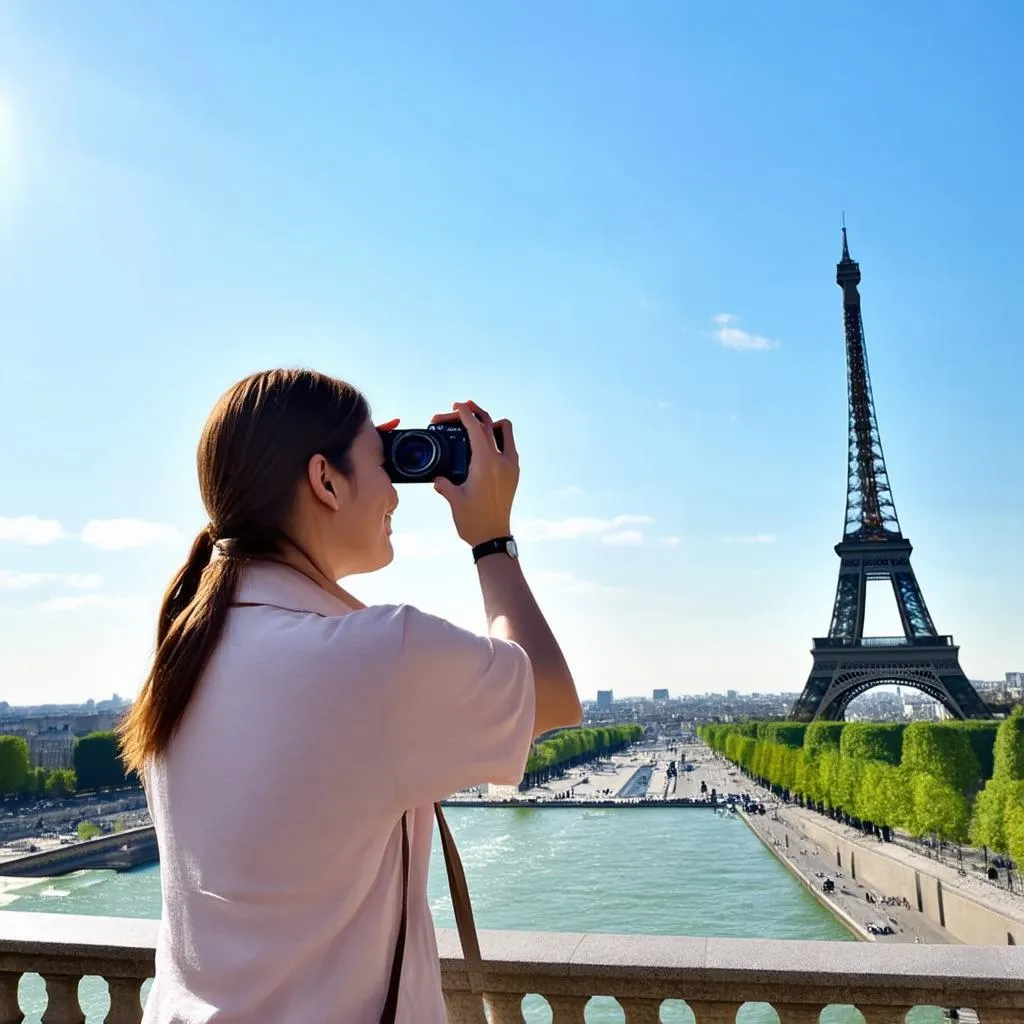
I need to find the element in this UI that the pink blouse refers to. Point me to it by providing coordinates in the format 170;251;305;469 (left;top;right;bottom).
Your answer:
144;561;535;1022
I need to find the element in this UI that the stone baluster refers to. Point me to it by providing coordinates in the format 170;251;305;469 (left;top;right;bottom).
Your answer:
104;977;144;1024
482;992;524;1023
443;990;487;1024
689;1001;742;1023
775;1005;823;1023
859;1008;909;1024
617;996;664;1023
40;974;84;1024
546;994;590;1023
0;972;24;1024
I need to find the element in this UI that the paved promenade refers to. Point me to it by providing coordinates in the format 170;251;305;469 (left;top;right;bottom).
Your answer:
699;749;1024;946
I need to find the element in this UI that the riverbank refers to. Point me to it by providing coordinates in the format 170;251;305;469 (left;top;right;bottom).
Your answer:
739;804;956;944
446;741;743;807
703;748;1024;947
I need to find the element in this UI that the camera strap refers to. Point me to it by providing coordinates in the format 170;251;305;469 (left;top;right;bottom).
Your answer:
380;813;410;1024
433;802;483;974
379;805;483;1024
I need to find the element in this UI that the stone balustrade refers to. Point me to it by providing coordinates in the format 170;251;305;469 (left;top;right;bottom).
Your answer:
1;910;1023;1022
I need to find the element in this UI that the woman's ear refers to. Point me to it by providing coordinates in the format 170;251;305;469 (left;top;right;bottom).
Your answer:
306;455;341;511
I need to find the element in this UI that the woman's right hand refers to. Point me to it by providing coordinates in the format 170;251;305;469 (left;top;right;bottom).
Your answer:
432;401;519;547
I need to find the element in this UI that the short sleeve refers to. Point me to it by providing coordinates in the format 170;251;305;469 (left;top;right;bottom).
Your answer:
382;605;535;808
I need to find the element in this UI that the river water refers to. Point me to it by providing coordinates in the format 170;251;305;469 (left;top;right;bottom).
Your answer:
2;808;944;1023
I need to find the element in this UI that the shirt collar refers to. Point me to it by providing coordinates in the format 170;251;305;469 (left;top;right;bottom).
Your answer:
232;560;353;618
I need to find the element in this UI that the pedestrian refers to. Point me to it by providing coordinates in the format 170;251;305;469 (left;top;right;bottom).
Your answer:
119;371;581;1023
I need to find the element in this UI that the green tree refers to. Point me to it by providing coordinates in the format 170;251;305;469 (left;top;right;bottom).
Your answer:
970;780;1010;852
854;760;888;824
46;769;76;797
961;722;1000;783
737;737;756;773
804;722;845;760
902;722;982;798
520;723;643;789
73;732;136;792
992;707;1024;782
910;774;970;842
968;709;1024;853
1005;786;1024;871
0;736;30;795
22;766;50;796
77;821;102;841
840;723;904;766
818;749;841;811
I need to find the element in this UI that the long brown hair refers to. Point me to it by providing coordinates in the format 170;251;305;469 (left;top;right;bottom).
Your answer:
119;369;369;773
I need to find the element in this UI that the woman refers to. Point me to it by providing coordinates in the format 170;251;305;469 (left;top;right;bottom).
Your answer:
119;369;580;1023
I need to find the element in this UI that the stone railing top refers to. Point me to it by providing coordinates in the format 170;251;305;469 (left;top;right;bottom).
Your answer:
0;910;157;962
2;913;1024;1015
2;911;1023;995
436;929;1024;994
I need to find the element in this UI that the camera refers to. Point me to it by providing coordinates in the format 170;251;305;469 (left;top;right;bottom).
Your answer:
379;422;504;485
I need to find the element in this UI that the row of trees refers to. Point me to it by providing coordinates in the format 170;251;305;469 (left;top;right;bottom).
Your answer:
522;724;644;789
0;732;139;797
699;709;1024;867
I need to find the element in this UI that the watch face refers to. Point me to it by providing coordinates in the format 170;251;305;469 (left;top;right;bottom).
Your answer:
507;539;519;559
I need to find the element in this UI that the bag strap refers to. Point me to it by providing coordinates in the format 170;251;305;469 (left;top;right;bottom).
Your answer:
380;813;410;1024
433;802;482;971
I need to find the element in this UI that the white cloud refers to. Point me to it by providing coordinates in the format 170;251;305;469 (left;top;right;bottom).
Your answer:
65;573;104;589
601;529;645;546
714;326;777;351
0;516;64;545
710;314;778;352
720;534;777;544
36;594;140;612
80;518;185;550
659;536;682;548
0;571;51;590
0;571;103;591
519;514;654;544
533;571;627;597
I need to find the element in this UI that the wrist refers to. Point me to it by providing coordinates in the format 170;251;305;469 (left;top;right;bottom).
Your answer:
463;525;512;548
471;535;518;565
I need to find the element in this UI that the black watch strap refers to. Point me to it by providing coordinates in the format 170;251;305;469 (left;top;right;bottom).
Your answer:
472;536;517;564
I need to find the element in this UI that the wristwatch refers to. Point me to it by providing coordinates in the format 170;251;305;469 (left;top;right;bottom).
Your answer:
472;536;519;564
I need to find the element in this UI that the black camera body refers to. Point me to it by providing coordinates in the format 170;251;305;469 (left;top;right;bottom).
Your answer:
379;422;504;484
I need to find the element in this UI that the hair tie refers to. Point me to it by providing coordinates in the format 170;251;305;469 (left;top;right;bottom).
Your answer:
213;536;244;558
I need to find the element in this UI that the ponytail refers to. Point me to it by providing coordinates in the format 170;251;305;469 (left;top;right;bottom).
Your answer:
118;526;244;773
119;368;369;774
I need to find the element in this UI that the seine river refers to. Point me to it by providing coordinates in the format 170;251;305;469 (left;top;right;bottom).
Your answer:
3;808;944;1023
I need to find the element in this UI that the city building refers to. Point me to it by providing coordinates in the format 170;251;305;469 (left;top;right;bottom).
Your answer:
595;690;614;710
652;688;669;702
0;708;125;768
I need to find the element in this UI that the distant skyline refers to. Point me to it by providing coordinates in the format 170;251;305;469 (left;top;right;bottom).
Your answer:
2;2;1022;704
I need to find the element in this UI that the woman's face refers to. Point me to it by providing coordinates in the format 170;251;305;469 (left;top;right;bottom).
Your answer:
328;419;399;577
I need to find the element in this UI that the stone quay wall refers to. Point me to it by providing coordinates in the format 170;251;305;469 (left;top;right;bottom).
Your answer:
0;826;157;877
799;816;1021;946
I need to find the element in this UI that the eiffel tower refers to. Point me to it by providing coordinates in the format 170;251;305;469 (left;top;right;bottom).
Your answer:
790;230;990;722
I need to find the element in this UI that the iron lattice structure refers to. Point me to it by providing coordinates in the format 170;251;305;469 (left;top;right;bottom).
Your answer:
790;231;990;722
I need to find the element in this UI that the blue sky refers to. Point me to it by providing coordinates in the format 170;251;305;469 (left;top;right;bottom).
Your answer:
1;1;1022;705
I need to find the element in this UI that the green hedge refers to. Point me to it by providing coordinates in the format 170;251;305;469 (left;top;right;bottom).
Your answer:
700;712;1020;851
522;724;644;788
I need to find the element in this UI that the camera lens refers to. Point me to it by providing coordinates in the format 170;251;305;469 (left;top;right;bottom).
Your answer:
393;432;441;478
